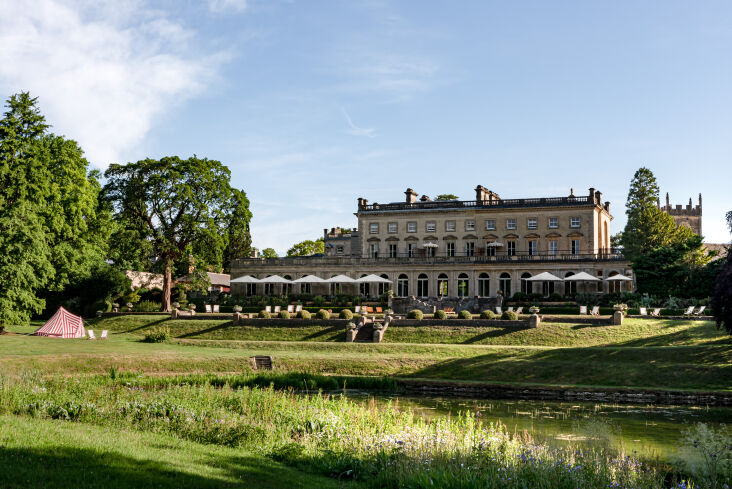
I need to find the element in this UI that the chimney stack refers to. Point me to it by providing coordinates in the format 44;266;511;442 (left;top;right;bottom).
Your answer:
475;185;488;202
405;188;418;204
666;192;670;209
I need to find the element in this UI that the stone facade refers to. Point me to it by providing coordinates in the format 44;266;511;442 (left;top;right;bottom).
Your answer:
231;184;633;298
658;192;702;236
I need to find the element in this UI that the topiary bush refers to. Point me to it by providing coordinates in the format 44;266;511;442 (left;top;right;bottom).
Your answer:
501;311;518;320
407;309;424;320
434;310;447;320
296;310;311;319
458;310;472;319
135;300;161;312
313;295;325;307
339;309;353;320
315;309;330;320
278;310;290;319
480;310;496;320
143;326;170;343
259;310;272;319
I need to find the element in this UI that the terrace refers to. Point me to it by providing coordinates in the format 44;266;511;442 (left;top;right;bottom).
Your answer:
358;195;595;213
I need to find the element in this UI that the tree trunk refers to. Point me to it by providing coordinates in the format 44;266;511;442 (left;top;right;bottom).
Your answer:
162;259;172;312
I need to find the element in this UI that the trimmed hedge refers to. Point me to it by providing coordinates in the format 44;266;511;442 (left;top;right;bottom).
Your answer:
458;310;472;320
434;310;447;320
296;310;311;319
278;310;290;319
407;309;424;320
480;310;496;320
339;309;354;320
501;311;518;320
259;310;272;319
315;309;330;320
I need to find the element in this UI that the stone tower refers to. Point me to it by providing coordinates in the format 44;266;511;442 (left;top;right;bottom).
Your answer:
657;192;702;236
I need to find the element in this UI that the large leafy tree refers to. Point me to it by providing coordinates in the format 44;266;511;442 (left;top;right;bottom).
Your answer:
222;189;253;272
711;212;732;334
103;156;249;311
620;167;696;261
0;92;108;325
286;238;324;257
260;248;278;258
434;194;459;201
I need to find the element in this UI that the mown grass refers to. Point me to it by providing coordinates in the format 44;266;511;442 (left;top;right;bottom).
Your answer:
0;414;353;489
0;375;706;489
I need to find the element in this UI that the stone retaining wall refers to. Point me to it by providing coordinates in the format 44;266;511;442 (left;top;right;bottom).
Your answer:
233;318;350;327
390;319;528;328
398;380;732;406
391;296;501;315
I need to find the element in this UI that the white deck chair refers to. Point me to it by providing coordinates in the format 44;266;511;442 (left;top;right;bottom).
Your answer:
579;305;588;315
287;305;294;313
213;305;220;313
639;307;648;316
205;304;212;313
87;330;96;340
590;306;600;316
100;330;108;340
295;304;303;312
682;306;694;316
354;305;361;313
515;307;523;315
651;308;661;317
265;305;272;313
273;305;281;314
694;306;706;316
495;306;502;315
507;306;514;312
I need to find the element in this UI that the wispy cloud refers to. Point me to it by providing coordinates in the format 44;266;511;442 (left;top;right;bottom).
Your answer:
208;0;247;14
0;0;229;168
341;107;376;137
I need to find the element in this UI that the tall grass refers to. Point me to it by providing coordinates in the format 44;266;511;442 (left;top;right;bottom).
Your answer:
0;374;714;488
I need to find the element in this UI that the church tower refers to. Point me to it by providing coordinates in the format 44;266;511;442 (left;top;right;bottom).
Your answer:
657;192;702;236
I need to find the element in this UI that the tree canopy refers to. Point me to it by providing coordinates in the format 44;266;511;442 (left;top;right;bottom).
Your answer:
286;238;324;257
103;156;251;311
261;248;278;258
0;92;110;326
434;194;459;201
711;211;732;334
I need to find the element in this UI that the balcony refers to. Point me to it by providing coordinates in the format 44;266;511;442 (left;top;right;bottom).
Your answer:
233;250;626;268
358;195;593;212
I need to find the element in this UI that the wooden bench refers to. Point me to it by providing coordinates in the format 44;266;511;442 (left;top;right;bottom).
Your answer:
253;356;273;370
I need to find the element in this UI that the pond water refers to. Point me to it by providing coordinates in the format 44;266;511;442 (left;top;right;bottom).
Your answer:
350;394;732;463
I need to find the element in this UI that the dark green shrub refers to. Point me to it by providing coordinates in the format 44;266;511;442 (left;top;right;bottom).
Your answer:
407;309;424;320
501;311;518;320
143;326;170;343
339;309;353;320
480;310;496;319
297;310;311;319
434;310;447;320
278;310;290;319
458;310;472;319
259;310;271;319
315;309;330;320
313;295;325;307
135;300;161;312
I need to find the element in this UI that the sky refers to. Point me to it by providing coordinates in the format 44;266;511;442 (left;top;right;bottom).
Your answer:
1;0;731;254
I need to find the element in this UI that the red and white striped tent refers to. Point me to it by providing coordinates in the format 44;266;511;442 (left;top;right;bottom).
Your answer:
34;307;86;338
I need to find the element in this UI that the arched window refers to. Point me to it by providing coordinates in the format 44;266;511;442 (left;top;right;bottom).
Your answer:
300;275;312;294
331;274;341;296
359;274;370;296
283;275;293;295
457;273;469;297
499;272;511;297
478;273;490;297
564;272;576;297
520;272;532;294
397;274;409;297
417;273;429;297
437;273;449;297
378;274;390;296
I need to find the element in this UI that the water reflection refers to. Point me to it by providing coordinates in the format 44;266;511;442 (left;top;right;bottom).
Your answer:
348;394;732;462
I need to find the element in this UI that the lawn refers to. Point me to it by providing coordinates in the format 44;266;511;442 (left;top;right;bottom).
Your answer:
3;316;730;392
0;415;355;489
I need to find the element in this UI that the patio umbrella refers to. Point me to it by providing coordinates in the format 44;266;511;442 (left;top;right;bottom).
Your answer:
423;242;439;248
356;274;392;283
563;271;600;282
258;274;292;283
326;274;356;283
485;241;504;247
526;272;563;282
606;274;633;281
293;274;326;283
230;275;261;283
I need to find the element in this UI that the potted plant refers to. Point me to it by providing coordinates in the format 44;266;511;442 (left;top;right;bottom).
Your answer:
529;306;540;314
172;302;180;310
112;303;119;313
126;302;133;312
233;305;242;313
189;303;197;311
613;303;628;316
96;310;104;318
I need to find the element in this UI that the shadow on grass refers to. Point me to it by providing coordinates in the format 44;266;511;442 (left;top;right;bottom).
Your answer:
176;321;235;339
460;327;528;344
113;317;170;335
0;445;337;489
303;326;346;341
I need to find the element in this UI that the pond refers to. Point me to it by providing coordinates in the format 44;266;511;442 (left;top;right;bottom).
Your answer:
351;394;732;463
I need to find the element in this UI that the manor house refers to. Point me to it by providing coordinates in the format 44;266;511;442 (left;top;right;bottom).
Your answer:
230;185;633;298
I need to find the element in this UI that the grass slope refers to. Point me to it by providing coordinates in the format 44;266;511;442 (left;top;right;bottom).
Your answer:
0;415;352;489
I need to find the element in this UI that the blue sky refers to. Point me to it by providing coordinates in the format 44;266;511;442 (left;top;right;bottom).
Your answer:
1;1;731;253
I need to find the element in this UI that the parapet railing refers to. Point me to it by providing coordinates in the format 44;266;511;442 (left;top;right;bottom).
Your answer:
358;196;593;212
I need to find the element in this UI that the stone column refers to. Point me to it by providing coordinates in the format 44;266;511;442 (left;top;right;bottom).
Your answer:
528;313;540;328
612;311;623;326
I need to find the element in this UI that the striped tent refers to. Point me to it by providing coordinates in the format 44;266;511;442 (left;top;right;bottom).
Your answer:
34;307;86;338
